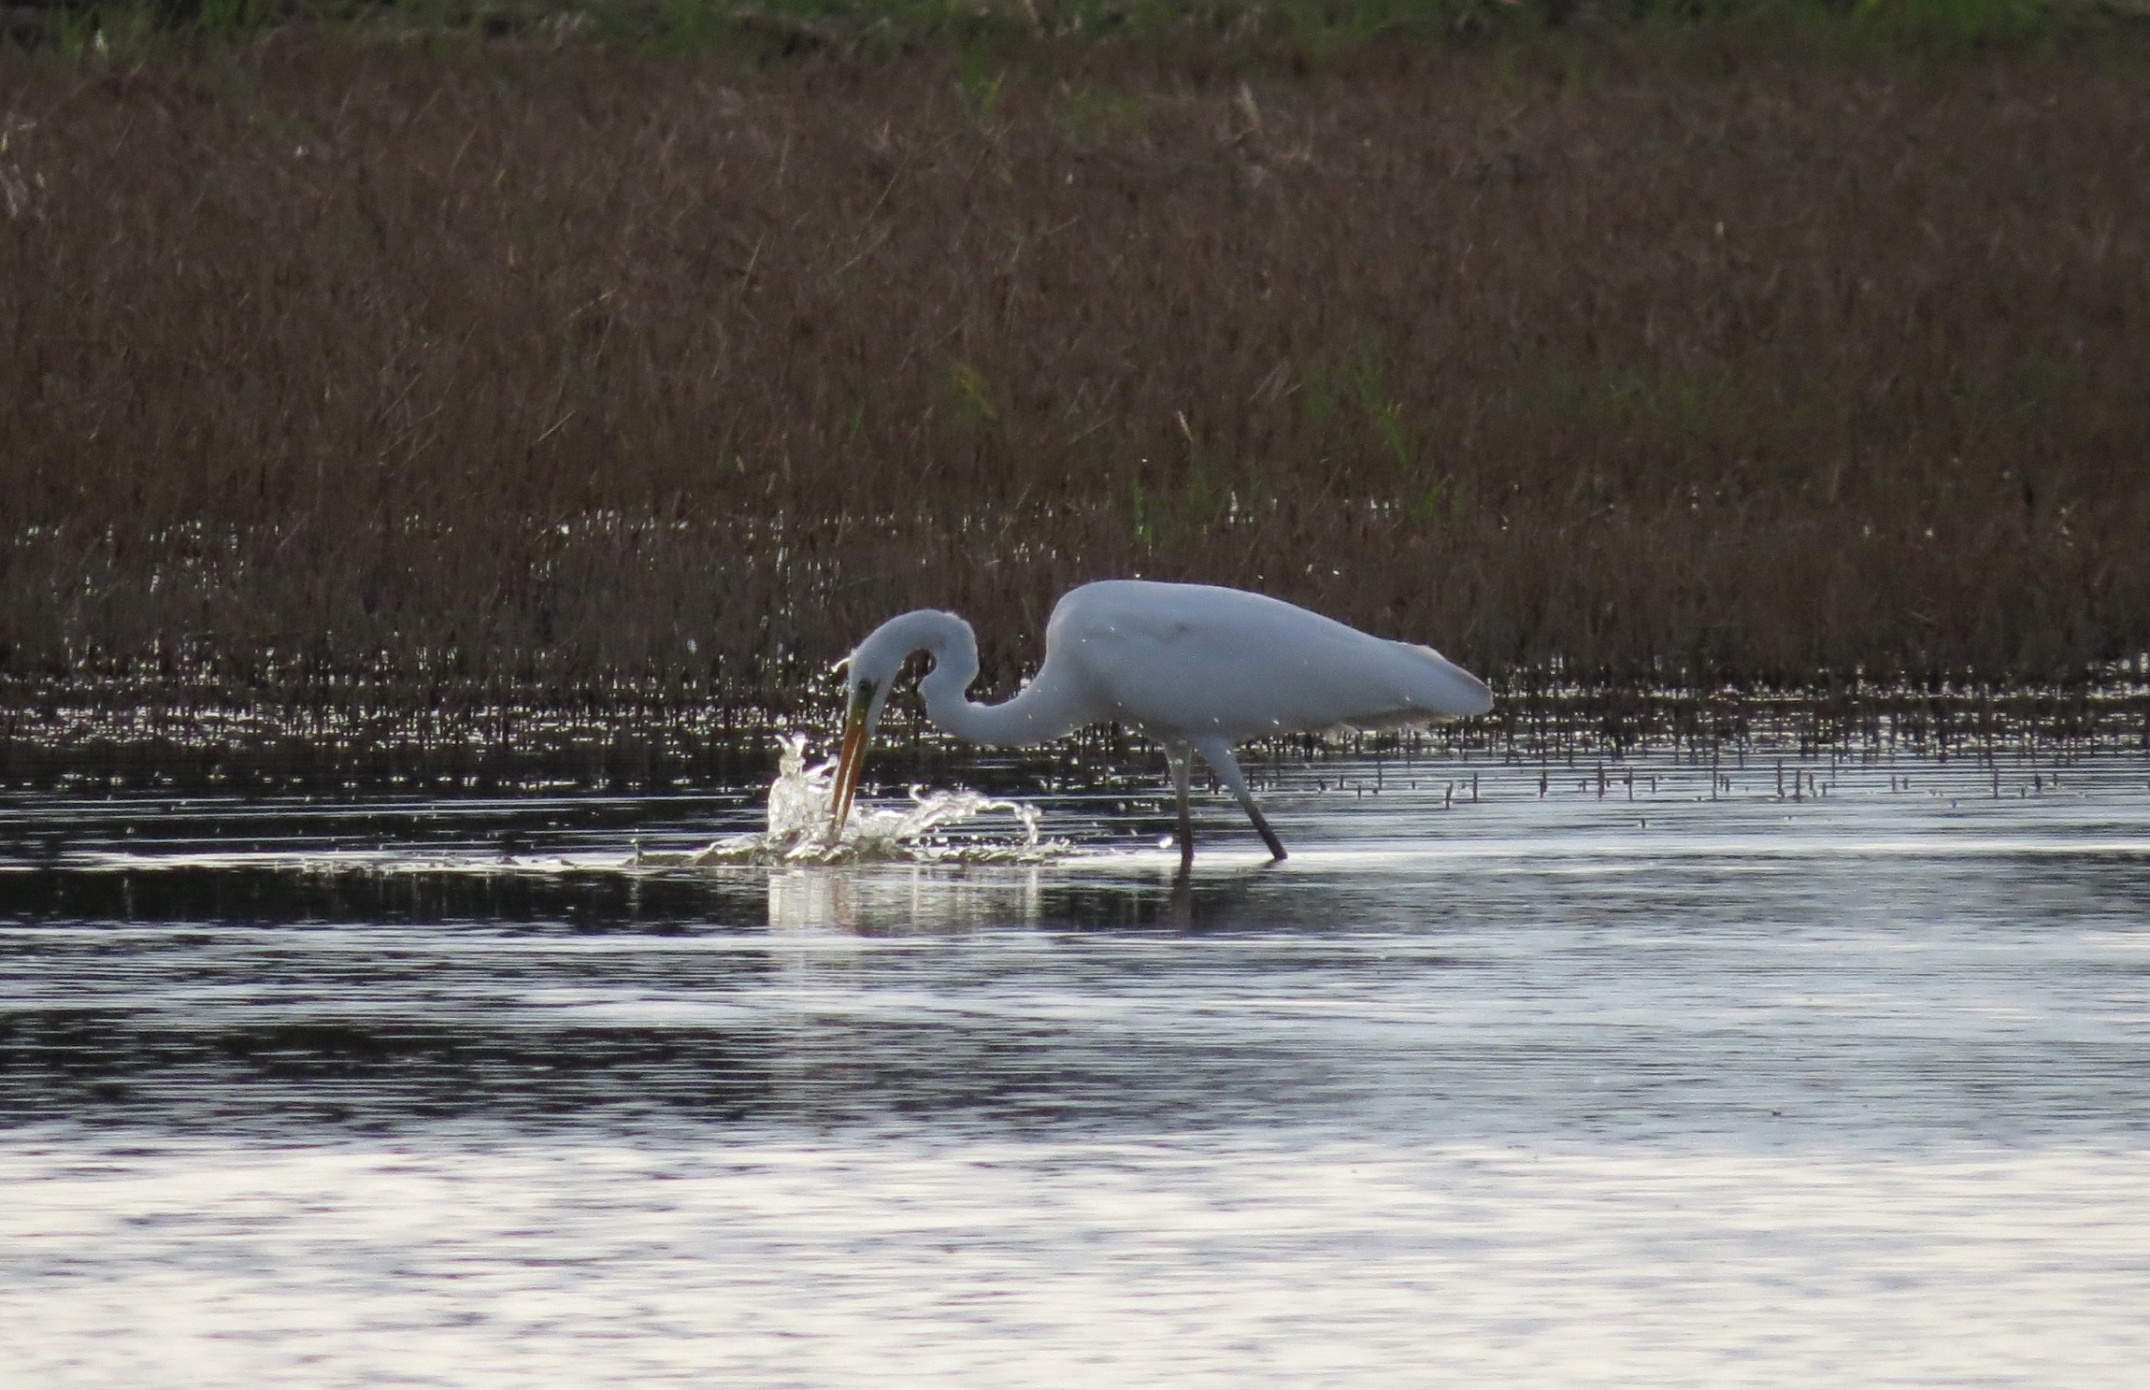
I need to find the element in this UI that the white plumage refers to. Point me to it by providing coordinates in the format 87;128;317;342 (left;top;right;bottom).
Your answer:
828;580;1493;865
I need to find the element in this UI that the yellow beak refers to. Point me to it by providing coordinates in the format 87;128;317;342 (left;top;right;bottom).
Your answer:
827;703;870;841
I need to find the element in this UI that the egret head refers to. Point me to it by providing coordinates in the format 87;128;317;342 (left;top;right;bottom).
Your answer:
826;609;981;840
826;631;907;840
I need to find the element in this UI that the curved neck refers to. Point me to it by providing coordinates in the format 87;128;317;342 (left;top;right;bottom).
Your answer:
865;610;1089;748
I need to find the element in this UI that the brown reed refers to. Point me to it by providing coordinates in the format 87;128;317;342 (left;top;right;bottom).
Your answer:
3;31;2147;711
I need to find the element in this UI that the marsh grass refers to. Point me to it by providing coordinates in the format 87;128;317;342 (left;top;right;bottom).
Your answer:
4;662;2142;797
17;0;2118;59
2;26;2147;723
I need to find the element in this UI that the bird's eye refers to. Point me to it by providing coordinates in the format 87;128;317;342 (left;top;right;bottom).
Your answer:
856;679;876;701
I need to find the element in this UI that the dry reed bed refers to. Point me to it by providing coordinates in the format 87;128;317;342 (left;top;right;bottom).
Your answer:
3;35;2148;711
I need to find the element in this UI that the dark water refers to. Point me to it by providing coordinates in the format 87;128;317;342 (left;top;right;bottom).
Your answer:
3;750;2147;1385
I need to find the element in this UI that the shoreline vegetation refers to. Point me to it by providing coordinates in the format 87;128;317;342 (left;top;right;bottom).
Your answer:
5;1;2149;758
5;670;2144;793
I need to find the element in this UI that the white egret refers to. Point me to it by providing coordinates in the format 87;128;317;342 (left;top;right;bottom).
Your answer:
828;580;1493;867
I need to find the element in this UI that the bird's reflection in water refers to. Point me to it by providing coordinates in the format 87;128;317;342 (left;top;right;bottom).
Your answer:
762;861;1273;935
767;865;1046;935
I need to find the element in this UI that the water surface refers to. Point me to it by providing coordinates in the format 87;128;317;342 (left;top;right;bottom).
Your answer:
3;749;2147;1385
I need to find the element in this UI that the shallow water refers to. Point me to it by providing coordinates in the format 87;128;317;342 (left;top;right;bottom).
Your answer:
3;748;2148;1386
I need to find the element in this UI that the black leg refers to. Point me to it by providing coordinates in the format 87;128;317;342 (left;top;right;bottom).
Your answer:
1164;741;1196;871
1191;735;1288;863
1243;800;1288;862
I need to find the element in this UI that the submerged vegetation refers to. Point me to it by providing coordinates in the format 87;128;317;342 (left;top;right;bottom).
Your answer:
3;3;2148;753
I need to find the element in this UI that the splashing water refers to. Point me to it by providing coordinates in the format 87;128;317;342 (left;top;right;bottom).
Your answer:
645;735;1054;866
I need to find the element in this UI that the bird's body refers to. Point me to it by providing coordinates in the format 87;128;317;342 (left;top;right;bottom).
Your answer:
829;580;1493;866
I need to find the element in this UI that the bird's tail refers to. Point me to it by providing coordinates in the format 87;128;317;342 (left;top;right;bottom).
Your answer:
1406;644;1495;718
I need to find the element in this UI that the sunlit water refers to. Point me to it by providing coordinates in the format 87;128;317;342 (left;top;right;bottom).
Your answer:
3;746;2148;1386
646;734;1051;865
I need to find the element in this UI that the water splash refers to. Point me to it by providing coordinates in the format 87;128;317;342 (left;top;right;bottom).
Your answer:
645;734;1055;866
